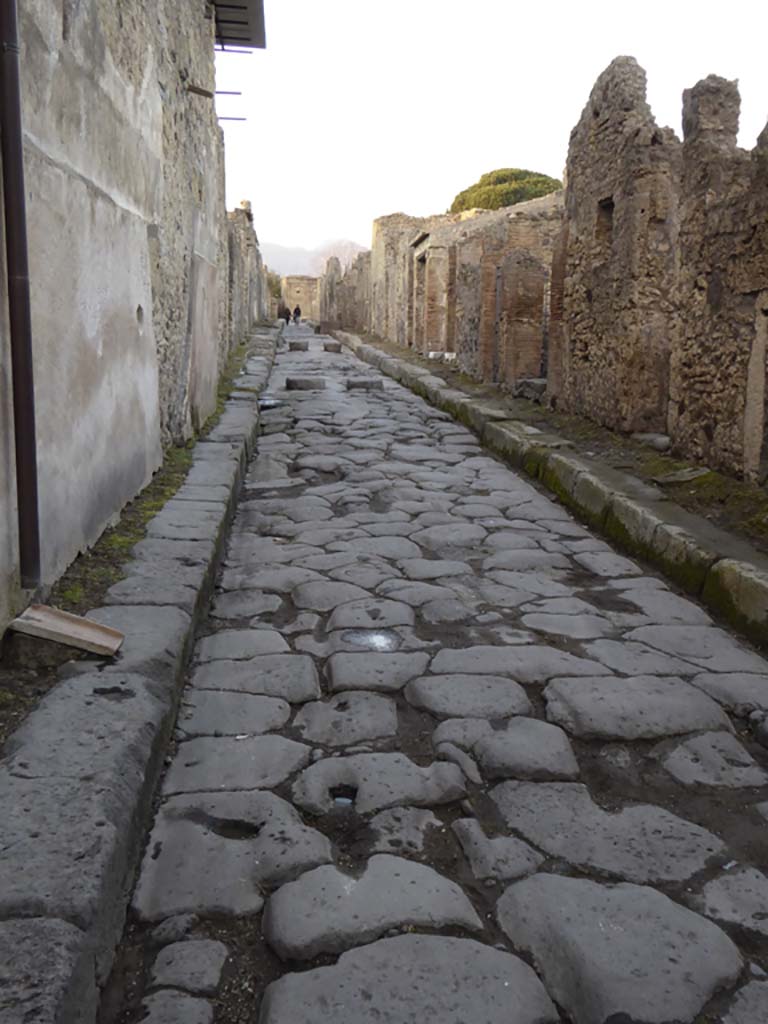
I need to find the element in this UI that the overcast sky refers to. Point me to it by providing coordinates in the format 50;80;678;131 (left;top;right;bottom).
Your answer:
215;0;766;251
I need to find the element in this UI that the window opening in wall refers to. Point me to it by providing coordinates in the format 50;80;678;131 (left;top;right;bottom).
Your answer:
596;197;615;246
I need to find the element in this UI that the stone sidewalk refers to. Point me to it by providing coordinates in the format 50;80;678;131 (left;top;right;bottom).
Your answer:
108;325;767;1024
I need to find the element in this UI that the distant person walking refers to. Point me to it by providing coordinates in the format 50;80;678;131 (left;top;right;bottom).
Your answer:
281;305;291;328
293;305;301;324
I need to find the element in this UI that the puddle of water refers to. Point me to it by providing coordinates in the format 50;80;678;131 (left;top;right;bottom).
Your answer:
330;785;358;808
258;396;283;409
340;629;401;652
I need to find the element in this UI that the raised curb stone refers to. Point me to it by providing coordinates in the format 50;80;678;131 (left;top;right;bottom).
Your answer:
497;873;742;1024
258;934;559;1024
263;854;482;959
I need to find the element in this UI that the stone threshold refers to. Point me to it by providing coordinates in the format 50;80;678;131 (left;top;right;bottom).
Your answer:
337;331;768;652
0;325;283;1023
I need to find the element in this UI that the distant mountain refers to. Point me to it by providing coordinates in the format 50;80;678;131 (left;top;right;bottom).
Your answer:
261;239;368;278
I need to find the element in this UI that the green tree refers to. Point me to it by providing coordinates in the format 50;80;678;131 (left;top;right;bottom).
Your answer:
266;269;282;301
449;168;562;214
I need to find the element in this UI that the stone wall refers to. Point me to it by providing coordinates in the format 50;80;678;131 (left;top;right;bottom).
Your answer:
282;275;320;320
228;201;269;351
337;251;371;333
549;57;768;479
319;256;342;327
669;79;768;479
0;0;267;631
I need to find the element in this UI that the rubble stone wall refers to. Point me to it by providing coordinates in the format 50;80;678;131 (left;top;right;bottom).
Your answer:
228;202;269;354
670;78;768;479
319;257;342;327
337;252;371;333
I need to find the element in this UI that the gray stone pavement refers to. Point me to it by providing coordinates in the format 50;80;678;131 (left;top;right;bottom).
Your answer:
110;325;768;1024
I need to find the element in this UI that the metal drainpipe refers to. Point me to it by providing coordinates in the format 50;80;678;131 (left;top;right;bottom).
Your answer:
1;0;40;590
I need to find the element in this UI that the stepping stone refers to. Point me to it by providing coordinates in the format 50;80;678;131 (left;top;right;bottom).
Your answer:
285;376;325;390
657;732;768;787
323;341;342;353
722;981;768;1024
491;781;724;883
177;691;290;737
196;629;289;661
192;654;320;703
370;807;441;854
327;652;430;692
327;598;415;630
405;675;532;718
140;993;213;1024
133;791;331;921
293;580;369;611
292;753;465;814
497;874;741;1024
150;940;229;995
688;867;768;938
690;672;768;714
163;735;310;795
543;675;730;740
288;341;309;352
346;378;384;390
474;718;579;780
293;692;397;746
452;819;543;882
430;646;611;683
263;855;481;959
258;934;559;1024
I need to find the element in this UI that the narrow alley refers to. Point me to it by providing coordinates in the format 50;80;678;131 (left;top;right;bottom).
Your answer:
105;326;768;1024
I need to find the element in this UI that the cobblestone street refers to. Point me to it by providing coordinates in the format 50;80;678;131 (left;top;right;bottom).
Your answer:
112;326;768;1024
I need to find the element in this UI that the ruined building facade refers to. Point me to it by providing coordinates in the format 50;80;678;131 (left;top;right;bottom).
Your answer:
327;57;767;482
0;1;268;631
282;275;321;320
548;57;768;480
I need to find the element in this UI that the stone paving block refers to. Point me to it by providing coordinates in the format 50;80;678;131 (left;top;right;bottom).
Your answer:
497;874;741;1024
327;597;415;630
620;587;712;624
323;341;342;352
103;574;200;612
163;735;310;794
657;731;768;787
473;718;580;780
628;625;768;673
432;717;494;750
196;629;289;661
544;675;731;740
292;580;369;611
521;612;612;639
192;654;320;702
258;934;558;1024
411;523;487;551
0;918;96;1024
177;691;290;738
210;591;282;619
573;550;643;577
583;639;699;676
293;691;397;746
722;981;768;1024
378;580;458;606
327;651;430;692
133;791;331;921
150;940;229;995
149;916;199;947
370;807;442;854
452;818;543;882
482;549;571;572
404;674;532;718
689;672;768;713
399;558;471;579
140;992;213;1024
331;536;423;559
288;341;309;352
688;867;768;938
491;781;724;883
436;741;483;783
263;854;482;959
430;645;611;683
346;377;384;390
292;753;466;814
227;567;324;593
487;570;570;597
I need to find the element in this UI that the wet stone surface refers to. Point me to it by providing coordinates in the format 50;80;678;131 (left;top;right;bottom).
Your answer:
104;328;768;1024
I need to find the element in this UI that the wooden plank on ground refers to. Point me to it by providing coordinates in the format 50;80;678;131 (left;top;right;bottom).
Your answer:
8;605;124;656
